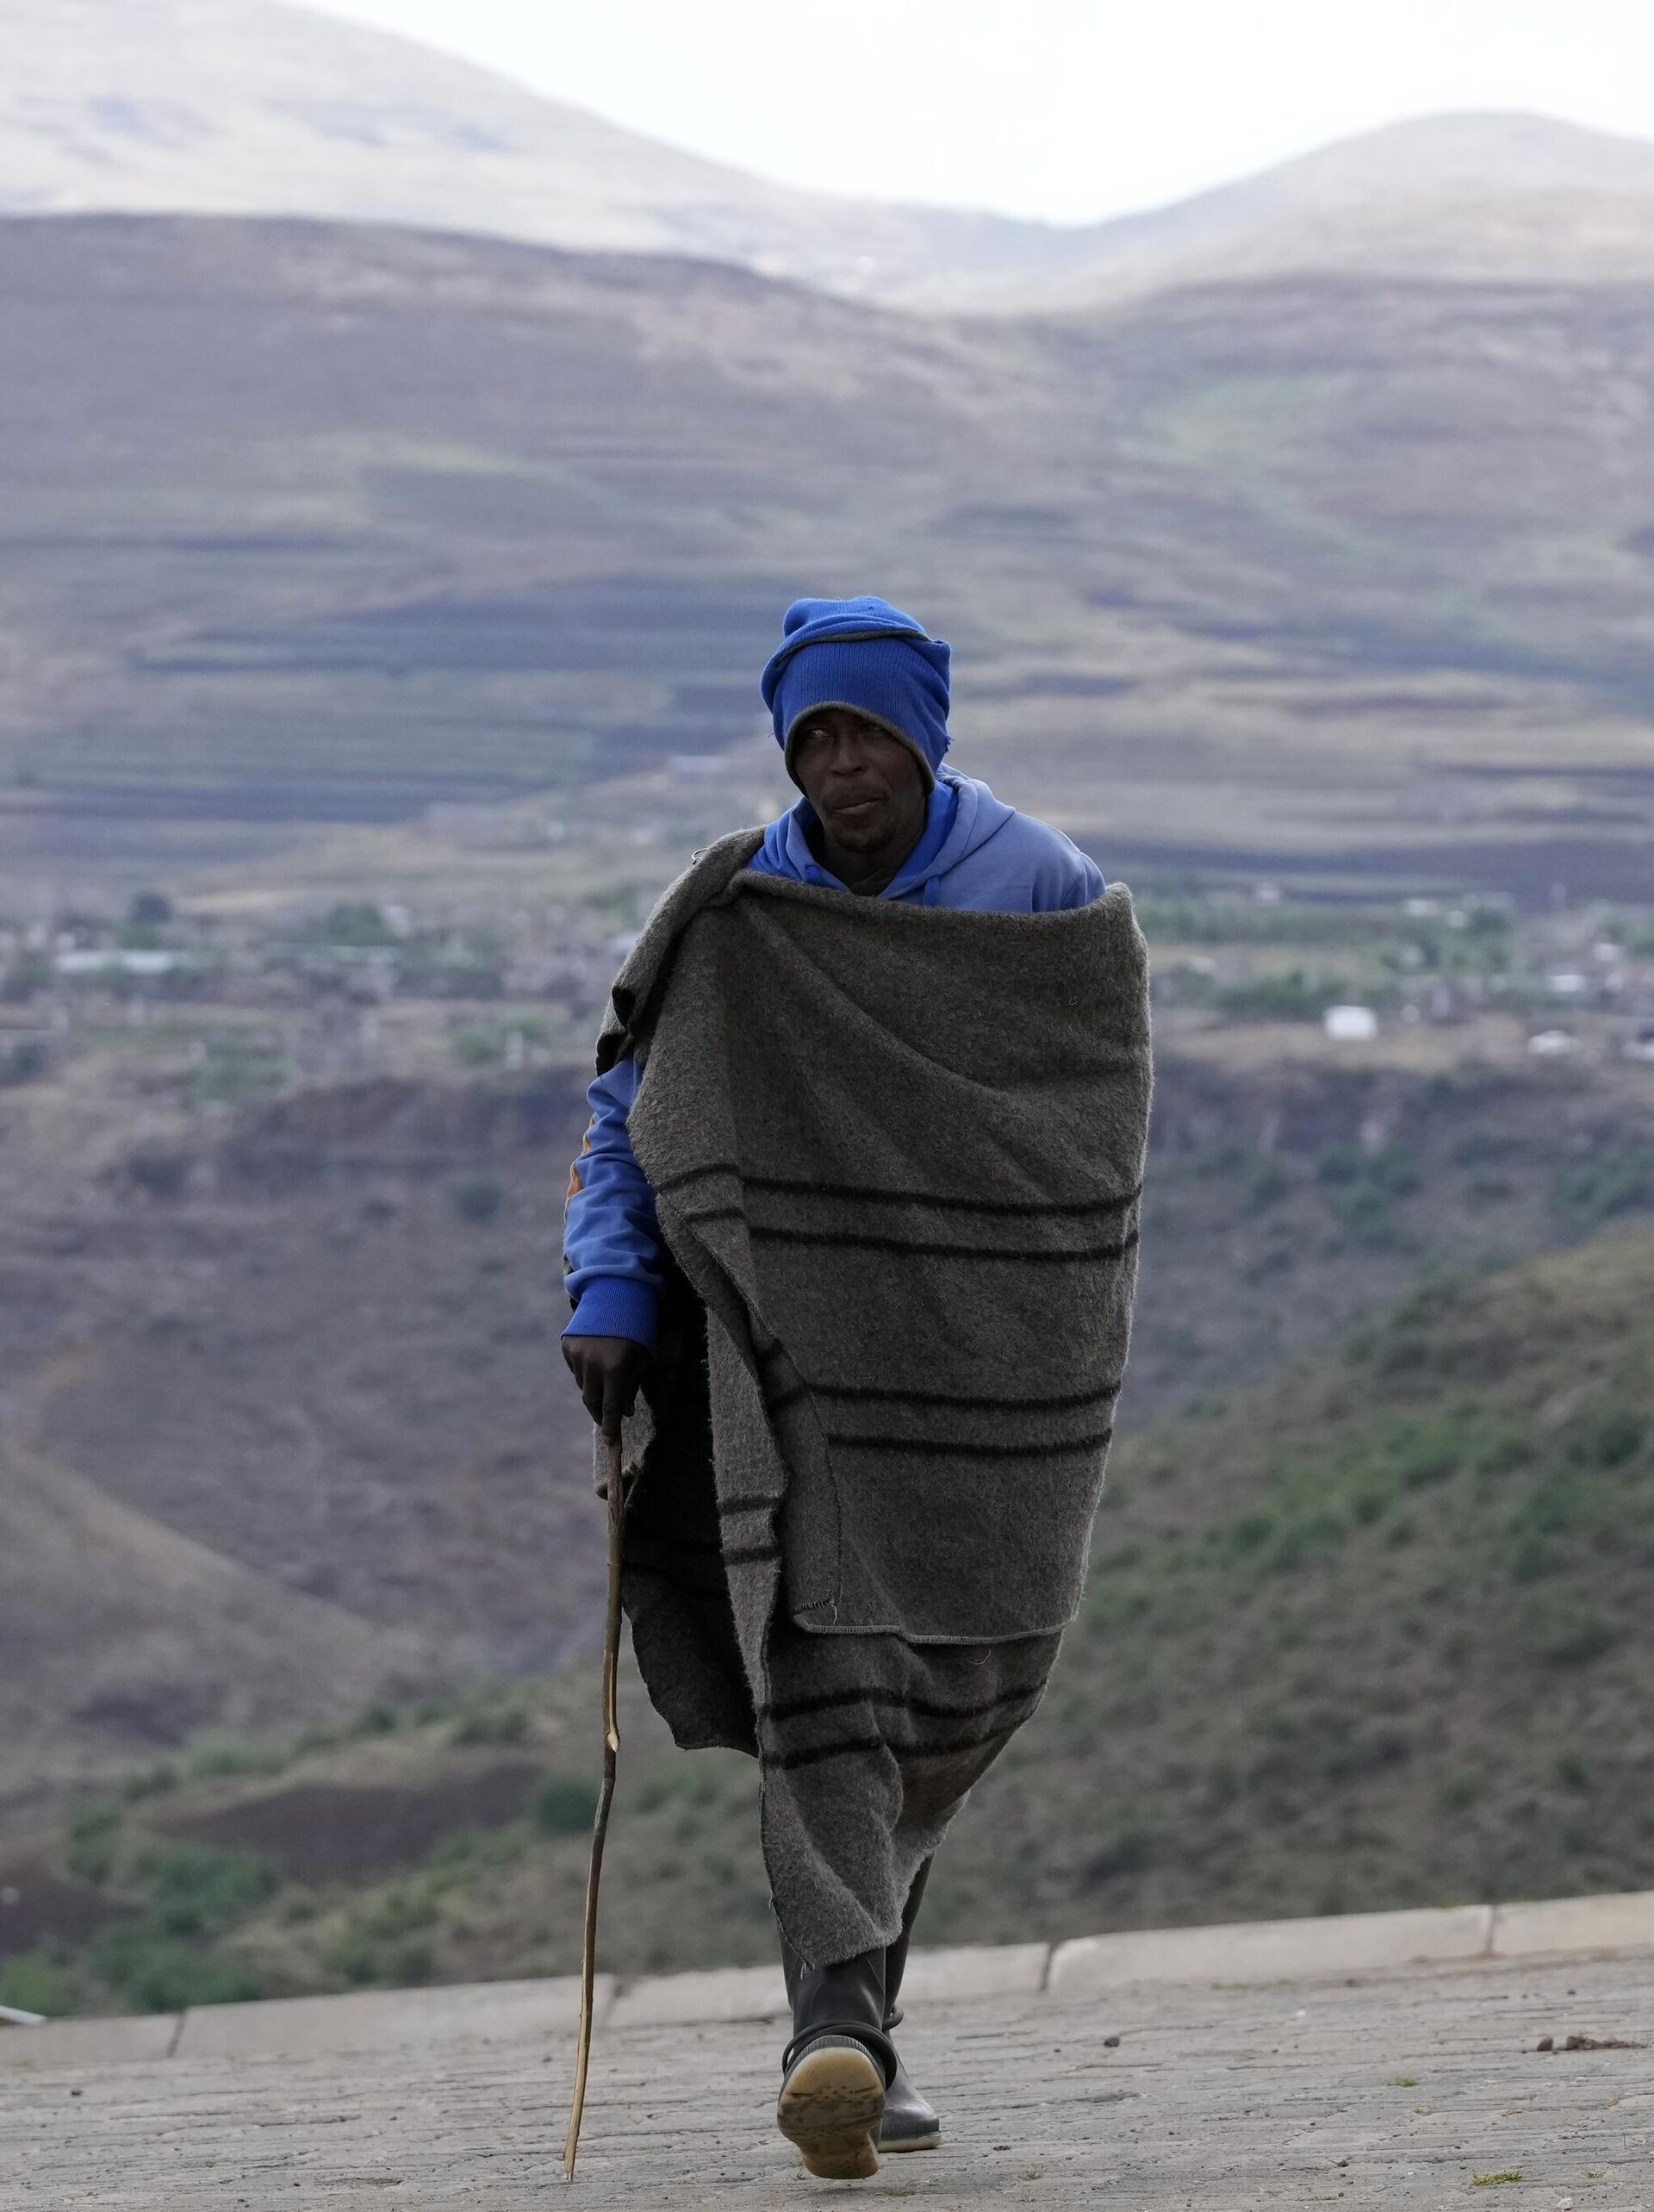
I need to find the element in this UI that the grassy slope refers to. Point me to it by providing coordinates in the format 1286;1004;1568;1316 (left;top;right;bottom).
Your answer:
9;1223;1651;2014
948;1227;1654;1932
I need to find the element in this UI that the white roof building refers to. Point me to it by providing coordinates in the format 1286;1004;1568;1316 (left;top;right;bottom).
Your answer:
1324;1004;1379;1043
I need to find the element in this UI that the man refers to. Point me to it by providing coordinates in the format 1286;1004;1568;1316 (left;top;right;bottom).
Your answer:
563;595;1150;2181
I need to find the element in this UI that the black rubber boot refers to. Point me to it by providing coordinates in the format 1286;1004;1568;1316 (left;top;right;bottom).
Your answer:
882;1854;933;2033
777;1937;897;2180
880;1859;941;2153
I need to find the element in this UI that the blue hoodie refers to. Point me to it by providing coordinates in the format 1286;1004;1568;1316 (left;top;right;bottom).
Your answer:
562;769;1104;1347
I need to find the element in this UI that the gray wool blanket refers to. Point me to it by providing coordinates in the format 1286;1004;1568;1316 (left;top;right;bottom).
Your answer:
588;828;1152;1965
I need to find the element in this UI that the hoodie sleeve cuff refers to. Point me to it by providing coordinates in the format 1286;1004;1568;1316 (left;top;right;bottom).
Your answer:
563;1277;658;1349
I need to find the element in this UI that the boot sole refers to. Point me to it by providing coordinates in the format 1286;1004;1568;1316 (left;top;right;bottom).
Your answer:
777;2044;885;2180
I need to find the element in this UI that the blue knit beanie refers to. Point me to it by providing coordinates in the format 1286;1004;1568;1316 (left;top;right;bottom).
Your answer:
760;595;951;791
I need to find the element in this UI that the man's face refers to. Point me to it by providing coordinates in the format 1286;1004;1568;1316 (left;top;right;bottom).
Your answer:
791;708;927;857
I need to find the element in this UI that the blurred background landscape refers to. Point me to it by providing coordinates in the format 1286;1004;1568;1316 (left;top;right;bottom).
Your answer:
1;0;1651;2021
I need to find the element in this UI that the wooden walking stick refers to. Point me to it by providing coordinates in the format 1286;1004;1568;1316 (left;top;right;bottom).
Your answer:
563;1430;628;2182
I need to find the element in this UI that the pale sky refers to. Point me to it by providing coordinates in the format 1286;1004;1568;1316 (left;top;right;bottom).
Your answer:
314;0;1654;224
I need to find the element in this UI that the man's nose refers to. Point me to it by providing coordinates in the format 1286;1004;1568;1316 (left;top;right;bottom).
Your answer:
824;733;870;776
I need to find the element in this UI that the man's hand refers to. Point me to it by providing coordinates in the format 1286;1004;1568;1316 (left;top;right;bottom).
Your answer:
562;1334;650;1439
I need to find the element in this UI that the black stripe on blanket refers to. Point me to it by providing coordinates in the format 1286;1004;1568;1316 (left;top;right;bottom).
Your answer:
688;1220;1140;1265
752;1175;1142;1218
762;1681;1049;1726
762;1717;1034;1773
655;1162;1141;1218
824;1426;1113;1461
807;1376;1122;1413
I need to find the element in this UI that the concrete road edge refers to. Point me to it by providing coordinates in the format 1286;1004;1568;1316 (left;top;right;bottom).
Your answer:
3;1886;1650;2067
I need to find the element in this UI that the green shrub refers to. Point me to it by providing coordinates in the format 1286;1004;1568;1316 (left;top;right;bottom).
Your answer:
1551;1148;1654;1226
425;1829;494;1874
1264;1509;1348;1573
302;901;400;948
324;1889;439;1988
1241;1156;1295;1212
1084;1823;1155;1886
1390;1424;1462;1491
1319;1143;1420;1198
1082;1573;1157;1629
1316;1143;1364;1188
134;1843;277;1939
119;1763;181;1804
1568;1409;1645;1472
65;1799;124;1884
1219;1508;1277;1558
1314;1145;1421;1250
451;1018;549;1069
1468;1171;1514;1205
0;1037;47;1087
448;1698;528;1746
1509;1468;1592;1543
0;1947;72;2017
190;1036;286;1108
1524;1598;1621;1667
182;1730;291;1783
532;1776;600;1835
88;1924;264;2012
1328;1724;1411;1779
1508;1535;1561;1583
358;1886;438;1941
1215;970;1352;1023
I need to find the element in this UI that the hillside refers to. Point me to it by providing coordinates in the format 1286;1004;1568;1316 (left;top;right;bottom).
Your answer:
7;3;1654;308
0;1067;608;1784
0;1440;434;1818
3;216;1652;908
7;1223;1651;2015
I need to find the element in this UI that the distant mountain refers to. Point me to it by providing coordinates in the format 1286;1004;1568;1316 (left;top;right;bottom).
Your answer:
6;1;1654;308
0;0;1064;301
942;112;1654;310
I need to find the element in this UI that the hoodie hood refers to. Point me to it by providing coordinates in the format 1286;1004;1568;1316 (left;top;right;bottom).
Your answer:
754;770;1018;907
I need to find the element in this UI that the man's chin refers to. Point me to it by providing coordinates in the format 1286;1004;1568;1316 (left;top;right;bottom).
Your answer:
825;811;892;852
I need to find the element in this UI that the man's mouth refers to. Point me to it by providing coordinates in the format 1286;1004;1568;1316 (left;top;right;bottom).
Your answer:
830;796;882;821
